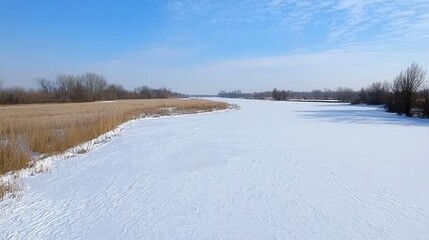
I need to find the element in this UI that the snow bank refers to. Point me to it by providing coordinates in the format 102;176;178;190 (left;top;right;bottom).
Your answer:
0;106;237;195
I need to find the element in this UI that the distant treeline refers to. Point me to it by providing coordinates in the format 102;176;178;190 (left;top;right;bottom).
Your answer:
218;63;429;118
0;73;185;104
218;88;354;101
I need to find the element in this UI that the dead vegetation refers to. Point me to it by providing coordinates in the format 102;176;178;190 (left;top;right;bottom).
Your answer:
0;99;228;199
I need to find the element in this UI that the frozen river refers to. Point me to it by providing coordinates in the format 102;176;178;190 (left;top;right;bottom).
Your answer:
1;98;428;239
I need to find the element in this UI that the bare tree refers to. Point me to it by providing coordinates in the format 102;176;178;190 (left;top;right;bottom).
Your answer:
389;63;426;116
135;85;153;99
105;84;128;100
56;74;80;102
36;78;55;93
272;88;279;100
311;89;323;99
364;81;390;105
81;72;107;101
336;87;355;102
35;78;57;102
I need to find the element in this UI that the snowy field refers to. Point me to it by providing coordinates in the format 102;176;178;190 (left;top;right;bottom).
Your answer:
1;98;428;239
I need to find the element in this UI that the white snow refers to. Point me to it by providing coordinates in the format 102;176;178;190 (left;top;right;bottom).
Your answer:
1;98;428;240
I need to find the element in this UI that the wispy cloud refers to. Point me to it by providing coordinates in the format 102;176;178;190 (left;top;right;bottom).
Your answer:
167;0;429;48
327;0;429;45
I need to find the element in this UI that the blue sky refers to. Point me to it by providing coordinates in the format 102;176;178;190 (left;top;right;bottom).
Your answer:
1;0;428;94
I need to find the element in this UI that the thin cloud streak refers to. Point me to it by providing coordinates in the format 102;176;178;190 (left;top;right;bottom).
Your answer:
168;0;429;48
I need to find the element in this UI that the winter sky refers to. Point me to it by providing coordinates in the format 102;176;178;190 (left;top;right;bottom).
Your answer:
0;0;428;94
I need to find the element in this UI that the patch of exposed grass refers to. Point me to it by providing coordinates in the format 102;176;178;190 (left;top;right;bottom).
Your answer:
0;177;22;201
0;99;228;198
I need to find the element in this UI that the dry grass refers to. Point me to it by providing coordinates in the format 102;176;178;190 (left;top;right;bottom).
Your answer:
0;98;228;199
0;177;22;201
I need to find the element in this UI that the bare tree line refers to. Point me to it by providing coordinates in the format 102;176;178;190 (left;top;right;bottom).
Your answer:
218;88;356;101
356;63;427;117
0;73;184;104
386;63;427;116
218;63;429;118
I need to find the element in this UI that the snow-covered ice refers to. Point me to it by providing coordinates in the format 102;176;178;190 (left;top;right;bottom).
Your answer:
1;98;428;239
